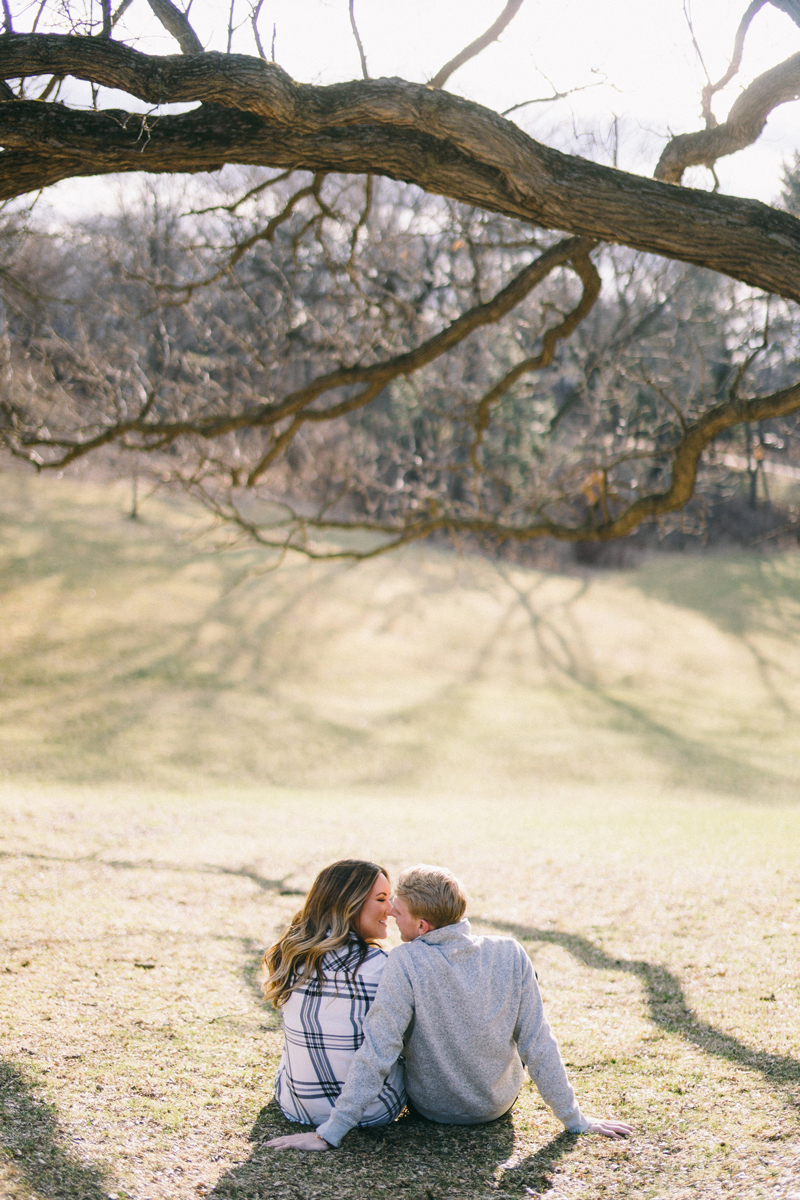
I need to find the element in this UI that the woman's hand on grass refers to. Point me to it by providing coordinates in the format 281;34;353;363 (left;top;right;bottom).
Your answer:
265;1132;332;1151
583;1118;633;1139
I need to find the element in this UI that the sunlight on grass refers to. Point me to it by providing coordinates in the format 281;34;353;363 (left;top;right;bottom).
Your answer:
1;471;799;1199
1;470;800;798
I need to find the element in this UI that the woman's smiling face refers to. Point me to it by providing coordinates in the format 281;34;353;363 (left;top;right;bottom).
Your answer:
353;873;392;941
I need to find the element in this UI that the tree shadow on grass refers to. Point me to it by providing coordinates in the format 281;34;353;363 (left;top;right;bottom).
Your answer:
484;919;800;1099
0;1059;109;1200
496;565;795;802
207;1102;580;1200
0;848;302;896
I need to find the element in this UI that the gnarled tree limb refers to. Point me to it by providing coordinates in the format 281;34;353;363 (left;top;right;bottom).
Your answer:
0;37;800;299
656;51;800;183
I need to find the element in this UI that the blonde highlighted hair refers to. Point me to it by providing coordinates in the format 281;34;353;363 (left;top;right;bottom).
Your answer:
395;863;467;930
261;859;388;1008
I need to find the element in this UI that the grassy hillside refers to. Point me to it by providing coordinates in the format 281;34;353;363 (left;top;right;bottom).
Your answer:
1;469;799;799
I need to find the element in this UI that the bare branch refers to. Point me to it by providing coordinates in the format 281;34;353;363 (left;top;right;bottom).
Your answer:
2;0;13;34
347;172;372;266
145;0;203;56
0;42;797;300
99;0;112;38
227;0;236;54
429;0;525;90
348;0;369;81
1;38;800;297
469;244;601;469
656;50;800;183
502;77;607;117
154;173;324;300
251;0;267;61
700;0;767;128
111;0;135;29
188;168;296;216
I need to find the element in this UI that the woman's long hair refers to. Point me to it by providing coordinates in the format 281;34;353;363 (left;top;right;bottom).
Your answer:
261;859;388;1008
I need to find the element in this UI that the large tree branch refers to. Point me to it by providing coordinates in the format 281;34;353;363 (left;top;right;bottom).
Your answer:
656;51;800;183
2;37;800;298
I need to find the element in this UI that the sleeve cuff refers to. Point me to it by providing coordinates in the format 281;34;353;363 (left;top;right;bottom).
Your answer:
564;1111;591;1134
314;1111;354;1148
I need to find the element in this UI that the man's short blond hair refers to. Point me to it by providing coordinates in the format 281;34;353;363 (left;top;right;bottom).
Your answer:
395;864;467;930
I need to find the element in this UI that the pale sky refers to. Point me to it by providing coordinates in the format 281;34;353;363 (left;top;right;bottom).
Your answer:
45;0;800;218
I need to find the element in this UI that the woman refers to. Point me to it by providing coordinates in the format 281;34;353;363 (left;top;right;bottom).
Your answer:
262;859;406;1129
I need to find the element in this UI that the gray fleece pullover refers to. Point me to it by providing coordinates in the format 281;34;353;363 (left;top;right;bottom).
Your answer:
315;919;588;1147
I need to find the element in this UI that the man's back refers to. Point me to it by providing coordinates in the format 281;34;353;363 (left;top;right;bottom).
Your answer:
395;921;535;1121
316;918;585;1146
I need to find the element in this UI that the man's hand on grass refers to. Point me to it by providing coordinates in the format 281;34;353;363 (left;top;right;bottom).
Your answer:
583;1118;633;1139
265;1132;331;1151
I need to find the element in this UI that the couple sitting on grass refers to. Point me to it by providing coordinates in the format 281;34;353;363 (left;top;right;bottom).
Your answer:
262;860;631;1152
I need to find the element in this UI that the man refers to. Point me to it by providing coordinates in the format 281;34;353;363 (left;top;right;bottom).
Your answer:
268;864;632;1150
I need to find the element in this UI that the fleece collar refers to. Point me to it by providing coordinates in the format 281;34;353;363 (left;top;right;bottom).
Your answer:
418;918;472;945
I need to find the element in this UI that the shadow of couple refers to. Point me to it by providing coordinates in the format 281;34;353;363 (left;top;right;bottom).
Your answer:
207;1101;581;1199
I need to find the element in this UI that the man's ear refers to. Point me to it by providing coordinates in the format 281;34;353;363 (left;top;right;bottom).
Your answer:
419;918;435;935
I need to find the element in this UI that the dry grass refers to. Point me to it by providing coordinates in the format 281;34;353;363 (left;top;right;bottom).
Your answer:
0;471;799;1199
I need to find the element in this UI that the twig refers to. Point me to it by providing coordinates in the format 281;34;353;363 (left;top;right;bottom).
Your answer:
187;169;295;217
349;0;369;80
502;77;607;117
227;0;236;53
347;174;372;266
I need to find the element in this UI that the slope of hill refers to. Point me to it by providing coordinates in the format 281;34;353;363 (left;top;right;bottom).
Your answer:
1;470;799;801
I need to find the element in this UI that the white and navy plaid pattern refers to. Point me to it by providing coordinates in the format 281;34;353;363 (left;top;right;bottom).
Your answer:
274;939;406;1128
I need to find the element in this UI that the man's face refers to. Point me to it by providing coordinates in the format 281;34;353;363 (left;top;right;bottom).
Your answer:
390;894;427;942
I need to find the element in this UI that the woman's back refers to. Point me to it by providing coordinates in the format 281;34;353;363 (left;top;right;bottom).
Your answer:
275;937;405;1127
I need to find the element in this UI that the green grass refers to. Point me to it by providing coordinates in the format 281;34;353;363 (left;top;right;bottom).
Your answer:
0;470;799;1199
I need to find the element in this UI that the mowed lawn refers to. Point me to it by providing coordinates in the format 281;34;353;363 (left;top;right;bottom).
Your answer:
1;471;799;1200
